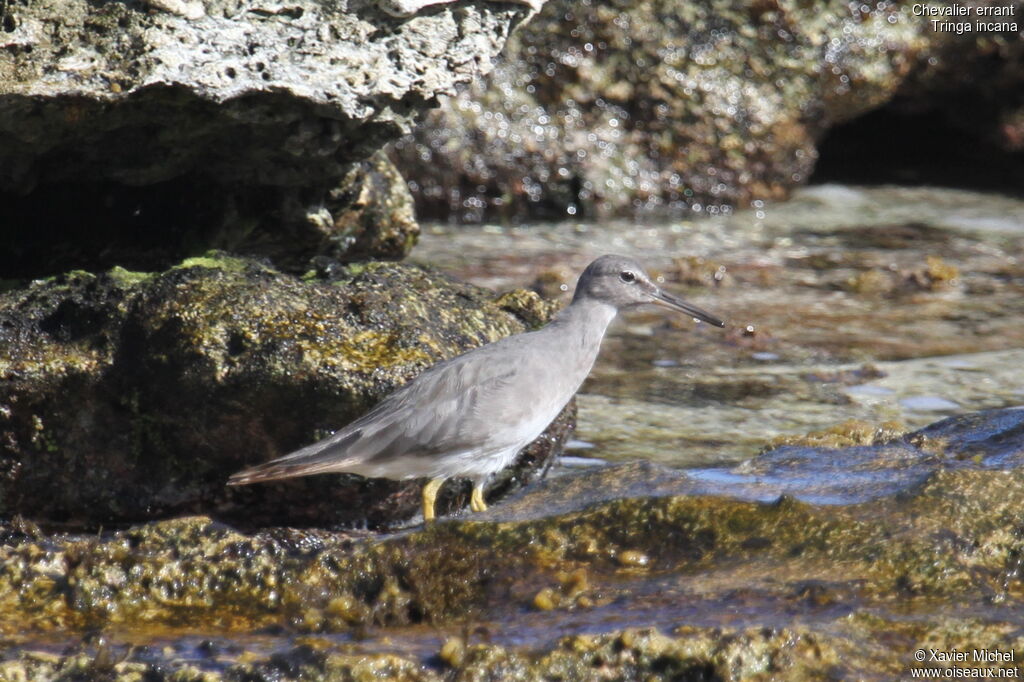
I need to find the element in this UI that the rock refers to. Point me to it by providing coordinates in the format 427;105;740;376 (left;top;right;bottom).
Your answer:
0;0;539;276
686;407;1024;506
909;407;1024;464
0;626;844;680
309;150;420;267
2;411;1024;678
2;620;1020;679
0;255;567;527
391;0;1023;221
1;150;422;279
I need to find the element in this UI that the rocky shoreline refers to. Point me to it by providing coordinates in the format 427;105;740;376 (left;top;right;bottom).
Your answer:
1;0;1022;678
1;409;1022;678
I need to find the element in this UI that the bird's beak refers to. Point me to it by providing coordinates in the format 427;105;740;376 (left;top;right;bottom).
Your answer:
649;288;725;327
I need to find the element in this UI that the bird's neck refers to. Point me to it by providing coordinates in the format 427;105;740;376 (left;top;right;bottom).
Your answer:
549;297;618;356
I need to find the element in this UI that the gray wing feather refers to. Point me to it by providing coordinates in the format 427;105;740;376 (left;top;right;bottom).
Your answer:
226;349;520;485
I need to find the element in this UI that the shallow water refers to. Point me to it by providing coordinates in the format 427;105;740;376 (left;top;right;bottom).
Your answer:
411;184;1024;467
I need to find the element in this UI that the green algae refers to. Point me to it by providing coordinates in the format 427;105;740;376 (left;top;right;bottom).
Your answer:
173;253;253;273
2;460;1023;635
1;405;1023;678
106;266;155;287
763;418;908;451
2;463;1024;677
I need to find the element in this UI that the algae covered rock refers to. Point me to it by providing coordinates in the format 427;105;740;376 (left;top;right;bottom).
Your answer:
0;255;568;527
0;626;845;680
1;410;1024;679
0;620;1018;680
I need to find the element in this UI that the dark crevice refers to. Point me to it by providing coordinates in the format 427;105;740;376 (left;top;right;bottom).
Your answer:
810;102;1024;196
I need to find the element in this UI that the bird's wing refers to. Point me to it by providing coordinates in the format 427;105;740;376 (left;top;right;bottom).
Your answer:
227;345;530;485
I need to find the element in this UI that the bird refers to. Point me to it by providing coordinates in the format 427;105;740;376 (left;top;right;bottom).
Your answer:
227;254;725;522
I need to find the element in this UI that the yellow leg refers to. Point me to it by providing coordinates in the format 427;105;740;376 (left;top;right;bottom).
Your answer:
422;478;445;523
470;484;488;513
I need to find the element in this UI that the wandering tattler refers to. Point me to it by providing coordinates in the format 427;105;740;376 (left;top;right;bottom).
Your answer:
227;254;725;522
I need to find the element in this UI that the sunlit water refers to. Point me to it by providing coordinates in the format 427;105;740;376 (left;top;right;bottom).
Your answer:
411;185;1024;467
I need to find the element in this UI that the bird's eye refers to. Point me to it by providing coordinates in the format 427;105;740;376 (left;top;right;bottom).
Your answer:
619;271;636;283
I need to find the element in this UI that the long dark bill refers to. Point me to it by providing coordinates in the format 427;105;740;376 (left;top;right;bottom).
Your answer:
651;289;725;327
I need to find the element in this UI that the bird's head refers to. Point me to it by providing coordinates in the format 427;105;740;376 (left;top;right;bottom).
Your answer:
573;254;725;327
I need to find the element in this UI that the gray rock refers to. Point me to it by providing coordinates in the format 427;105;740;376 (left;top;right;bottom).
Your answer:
484;407;1024;522
0;0;539;275
391;0;1024;221
0;0;532;189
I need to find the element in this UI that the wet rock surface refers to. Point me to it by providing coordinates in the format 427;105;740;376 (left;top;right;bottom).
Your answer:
0;254;565;528
392;0;1024;221
0;408;1022;678
0;0;538;276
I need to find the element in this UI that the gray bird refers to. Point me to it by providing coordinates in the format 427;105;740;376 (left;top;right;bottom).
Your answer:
227;254;725;522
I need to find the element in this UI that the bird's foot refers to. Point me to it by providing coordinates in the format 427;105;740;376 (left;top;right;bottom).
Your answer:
470;484;488;512
422;478;445;523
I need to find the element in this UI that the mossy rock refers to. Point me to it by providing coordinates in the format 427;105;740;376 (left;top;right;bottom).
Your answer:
0;255;567;528
0;411;1022;678
2;620;1021;680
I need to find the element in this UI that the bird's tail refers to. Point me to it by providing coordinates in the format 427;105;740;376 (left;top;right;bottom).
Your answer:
227;459;324;485
226;429;363;486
